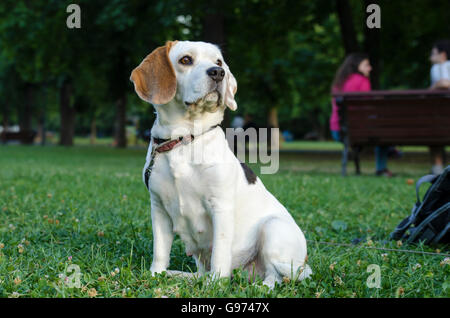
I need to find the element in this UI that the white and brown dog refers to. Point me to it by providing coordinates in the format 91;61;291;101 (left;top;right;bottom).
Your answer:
130;40;311;288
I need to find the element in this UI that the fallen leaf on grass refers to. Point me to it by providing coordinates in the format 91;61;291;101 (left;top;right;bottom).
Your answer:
14;277;21;285
396;287;405;297
88;288;98;298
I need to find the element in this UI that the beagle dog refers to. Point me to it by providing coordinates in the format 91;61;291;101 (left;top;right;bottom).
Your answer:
130;40;311;289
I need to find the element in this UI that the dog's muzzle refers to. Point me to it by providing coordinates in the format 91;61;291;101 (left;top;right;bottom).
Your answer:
184;90;221;107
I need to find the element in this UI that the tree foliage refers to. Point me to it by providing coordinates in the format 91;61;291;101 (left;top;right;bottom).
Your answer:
0;0;448;142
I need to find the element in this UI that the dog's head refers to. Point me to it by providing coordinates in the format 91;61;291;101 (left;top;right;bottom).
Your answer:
130;41;237;113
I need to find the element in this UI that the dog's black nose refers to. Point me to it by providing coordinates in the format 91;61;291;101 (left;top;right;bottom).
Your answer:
206;67;225;82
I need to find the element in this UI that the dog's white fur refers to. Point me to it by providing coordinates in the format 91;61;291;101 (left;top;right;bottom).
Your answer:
131;41;311;288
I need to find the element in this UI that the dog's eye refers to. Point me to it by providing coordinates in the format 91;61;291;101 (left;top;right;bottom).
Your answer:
179;56;193;65
216;59;222;67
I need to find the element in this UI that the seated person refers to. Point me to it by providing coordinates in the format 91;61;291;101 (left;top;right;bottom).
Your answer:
429;39;450;174
430;39;450;90
330;53;393;177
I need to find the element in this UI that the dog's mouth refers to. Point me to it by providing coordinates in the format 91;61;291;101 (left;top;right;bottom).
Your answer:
184;90;222;108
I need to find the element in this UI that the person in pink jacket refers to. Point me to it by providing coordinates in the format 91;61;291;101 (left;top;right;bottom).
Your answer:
330;53;392;177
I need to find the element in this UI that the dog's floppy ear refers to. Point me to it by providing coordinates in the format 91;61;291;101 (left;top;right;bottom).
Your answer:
224;65;238;111
130;41;178;105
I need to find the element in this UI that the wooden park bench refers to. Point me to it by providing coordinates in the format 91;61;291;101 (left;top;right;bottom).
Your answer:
333;90;450;176
0;130;37;145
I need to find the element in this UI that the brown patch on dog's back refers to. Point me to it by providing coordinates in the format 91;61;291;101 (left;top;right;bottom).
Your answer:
240;163;257;185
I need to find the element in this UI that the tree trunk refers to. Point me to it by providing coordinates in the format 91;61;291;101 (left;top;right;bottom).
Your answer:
17;83;34;141
267;106;280;150
268;107;279;128
59;78;75;146
202;8;225;48
90;116;97;145
110;44;128;149
114;96;127;148
17;83;35;144
336;0;359;55
364;0;381;89
40;84;48;146
202;1;231;129
1;103;9;132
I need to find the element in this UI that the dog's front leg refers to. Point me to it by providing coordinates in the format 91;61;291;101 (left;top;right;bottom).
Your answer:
210;207;234;279
149;200;174;276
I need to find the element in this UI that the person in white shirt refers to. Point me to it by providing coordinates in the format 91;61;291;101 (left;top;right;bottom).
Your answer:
231;115;244;129
429;39;450;174
430;40;450;90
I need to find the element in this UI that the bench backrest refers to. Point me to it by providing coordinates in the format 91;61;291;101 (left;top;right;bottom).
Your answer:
333;90;450;147
0;131;36;144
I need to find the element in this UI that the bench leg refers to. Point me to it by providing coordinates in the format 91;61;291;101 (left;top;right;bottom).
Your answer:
443;147;447;166
342;136;349;176
354;146;362;175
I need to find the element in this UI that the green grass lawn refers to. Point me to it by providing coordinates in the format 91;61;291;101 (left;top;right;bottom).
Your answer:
50;135;450;153
280;140;450;153
0;145;448;298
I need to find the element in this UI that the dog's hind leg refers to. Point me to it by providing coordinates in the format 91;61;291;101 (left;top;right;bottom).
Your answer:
261;264;282;289
259;217;312;289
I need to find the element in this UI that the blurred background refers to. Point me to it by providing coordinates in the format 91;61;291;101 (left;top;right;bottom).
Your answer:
0;0;449;148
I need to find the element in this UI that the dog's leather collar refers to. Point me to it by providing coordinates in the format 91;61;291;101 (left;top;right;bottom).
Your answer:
153;135;190;153
144;124;221;189
152;124;220;153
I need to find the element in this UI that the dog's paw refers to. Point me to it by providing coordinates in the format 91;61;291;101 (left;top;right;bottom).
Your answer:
150;265;167;277
150;271;163;278
262;275;279;291
208;272;220;282
299;264;313;280
209;270;231;281
202;271;229;288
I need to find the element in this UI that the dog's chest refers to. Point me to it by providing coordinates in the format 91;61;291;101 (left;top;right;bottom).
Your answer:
149;153;214;249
